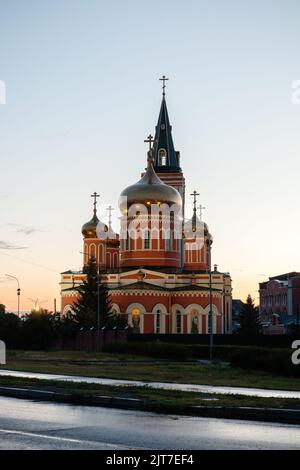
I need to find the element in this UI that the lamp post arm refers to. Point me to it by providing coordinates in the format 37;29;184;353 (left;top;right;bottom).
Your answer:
5;274;21;316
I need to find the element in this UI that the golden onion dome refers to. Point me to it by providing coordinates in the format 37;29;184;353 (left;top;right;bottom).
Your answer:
81;214;99;238
82;214;108;239
119;153;182;214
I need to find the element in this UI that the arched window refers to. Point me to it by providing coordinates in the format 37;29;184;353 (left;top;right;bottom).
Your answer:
155;310;161;333
191;309;198;334
132;308;141;332
144;229;151;249
164;229;172;251
165;238;171;251
90;243;96;258
158;149;167;166
176;311;182;333
125;231;130;251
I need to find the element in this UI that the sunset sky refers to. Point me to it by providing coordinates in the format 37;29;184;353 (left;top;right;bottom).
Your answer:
1;0;300;312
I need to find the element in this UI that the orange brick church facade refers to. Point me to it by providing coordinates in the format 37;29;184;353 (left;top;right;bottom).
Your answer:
60;83;232;334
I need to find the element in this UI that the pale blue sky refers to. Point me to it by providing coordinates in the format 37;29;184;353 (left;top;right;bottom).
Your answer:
1;0;300;310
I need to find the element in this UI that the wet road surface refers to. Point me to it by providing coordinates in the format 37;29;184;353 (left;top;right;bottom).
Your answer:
0;396;300;450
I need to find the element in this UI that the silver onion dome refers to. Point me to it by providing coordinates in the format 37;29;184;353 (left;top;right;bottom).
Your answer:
119;153;182;214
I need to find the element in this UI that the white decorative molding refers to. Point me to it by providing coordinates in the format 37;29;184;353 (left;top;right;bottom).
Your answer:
62;304;75;316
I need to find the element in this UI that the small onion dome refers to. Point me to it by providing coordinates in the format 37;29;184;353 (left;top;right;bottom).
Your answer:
184;214;211;240
82;214;108;239
119;152;182;215
106;225;120;247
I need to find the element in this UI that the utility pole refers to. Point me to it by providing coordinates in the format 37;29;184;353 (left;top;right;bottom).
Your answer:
206;237;213;361
97;271;101;353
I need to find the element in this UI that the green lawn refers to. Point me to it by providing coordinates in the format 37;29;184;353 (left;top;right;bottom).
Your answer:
1;350;299;391
0;375;300;413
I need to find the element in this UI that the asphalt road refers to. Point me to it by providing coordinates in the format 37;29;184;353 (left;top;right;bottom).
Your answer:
1;396;300;450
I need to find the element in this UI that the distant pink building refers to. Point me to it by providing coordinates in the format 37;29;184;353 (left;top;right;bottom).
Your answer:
259;272;300;334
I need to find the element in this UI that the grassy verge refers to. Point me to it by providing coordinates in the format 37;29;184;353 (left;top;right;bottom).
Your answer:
0;350;300;391
1;375;300;413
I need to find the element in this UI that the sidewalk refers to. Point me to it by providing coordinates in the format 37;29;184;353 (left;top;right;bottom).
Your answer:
1;369;300;399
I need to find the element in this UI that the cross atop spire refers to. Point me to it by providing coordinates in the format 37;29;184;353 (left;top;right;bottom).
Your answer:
90;191;100;217
159;75;169;97
106;205;114;229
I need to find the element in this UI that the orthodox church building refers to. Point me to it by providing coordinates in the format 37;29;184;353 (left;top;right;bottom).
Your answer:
60;80;232;334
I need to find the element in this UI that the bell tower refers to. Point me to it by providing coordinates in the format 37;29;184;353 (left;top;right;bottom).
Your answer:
151;76;186;207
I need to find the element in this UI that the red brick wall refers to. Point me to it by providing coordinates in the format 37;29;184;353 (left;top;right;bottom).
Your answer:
144;314;154;333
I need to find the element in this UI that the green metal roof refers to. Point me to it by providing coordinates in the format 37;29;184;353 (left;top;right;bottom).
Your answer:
152;97;181;173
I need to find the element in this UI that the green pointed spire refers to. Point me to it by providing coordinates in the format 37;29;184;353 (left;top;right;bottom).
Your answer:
152;81;181;173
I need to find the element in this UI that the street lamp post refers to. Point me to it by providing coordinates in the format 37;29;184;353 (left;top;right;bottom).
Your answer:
206;237;213;361
97;274;101;353
5;274;21;316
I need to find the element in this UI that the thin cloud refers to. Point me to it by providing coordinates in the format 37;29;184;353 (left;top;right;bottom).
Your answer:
0;241;28;250
16;227;46;235
5;223;47;235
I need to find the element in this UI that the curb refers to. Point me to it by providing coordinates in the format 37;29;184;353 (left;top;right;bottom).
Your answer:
0;386;142;410
190;405;300;425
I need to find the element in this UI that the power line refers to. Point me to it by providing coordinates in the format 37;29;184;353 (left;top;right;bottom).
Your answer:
0;250;60;274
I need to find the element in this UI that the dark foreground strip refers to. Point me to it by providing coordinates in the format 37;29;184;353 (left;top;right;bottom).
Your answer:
0;450;297;467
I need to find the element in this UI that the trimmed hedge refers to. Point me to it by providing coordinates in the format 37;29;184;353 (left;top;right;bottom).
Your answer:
103;341;300;377
128;333;297;348
229;347;300;377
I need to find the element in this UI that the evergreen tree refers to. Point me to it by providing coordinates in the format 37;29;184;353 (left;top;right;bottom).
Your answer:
238;294;260;337
22;310;57;350
0;310;20;348
73;256;112;328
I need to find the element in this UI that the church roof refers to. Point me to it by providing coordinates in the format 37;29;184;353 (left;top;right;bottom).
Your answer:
172;284;222;292
61;270;83;274
152;97;181;173
110;281;167;291
61;286;81;292
109;281;222;292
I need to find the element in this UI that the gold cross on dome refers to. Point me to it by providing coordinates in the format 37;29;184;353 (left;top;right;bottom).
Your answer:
90;192;100;215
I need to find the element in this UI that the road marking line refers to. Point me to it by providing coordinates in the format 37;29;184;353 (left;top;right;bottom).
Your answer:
0;428;128;448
